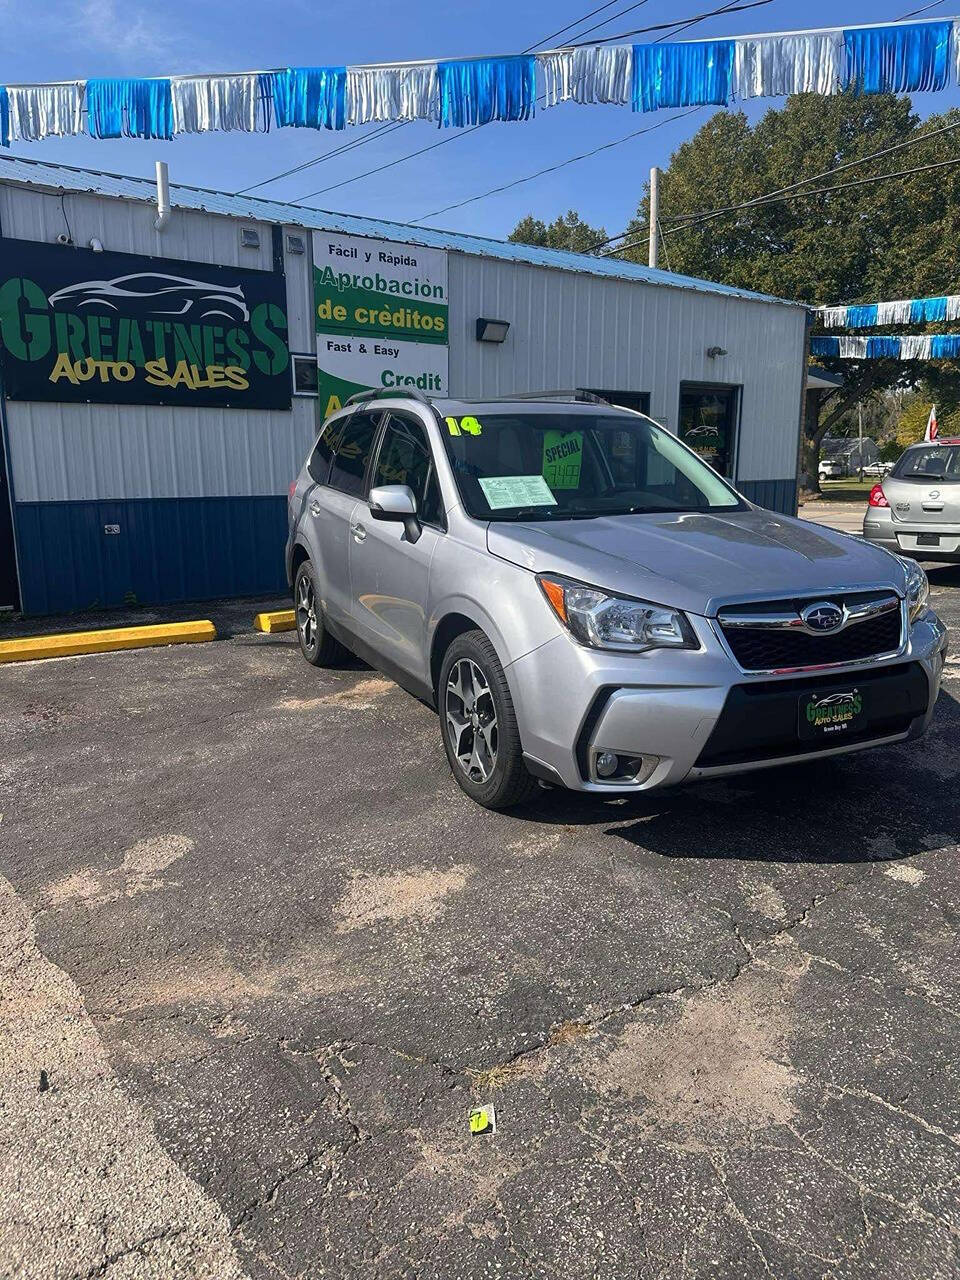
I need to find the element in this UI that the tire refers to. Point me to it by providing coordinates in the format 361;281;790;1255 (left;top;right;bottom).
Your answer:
293;560;349;667
438;629;538;811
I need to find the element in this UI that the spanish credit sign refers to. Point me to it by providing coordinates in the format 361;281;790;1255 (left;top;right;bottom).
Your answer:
0;239;291;409
312;232;448;416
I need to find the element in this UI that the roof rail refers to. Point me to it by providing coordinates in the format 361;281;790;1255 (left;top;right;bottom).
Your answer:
496;388;609;404
343;386;432;407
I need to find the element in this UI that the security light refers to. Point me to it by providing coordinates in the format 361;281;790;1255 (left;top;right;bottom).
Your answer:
286;234;306;255
240;228;260;249
476;318;510;343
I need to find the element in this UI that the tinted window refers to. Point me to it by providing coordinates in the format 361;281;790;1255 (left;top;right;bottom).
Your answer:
308;420;338;483
328;412;379;496
373;415;442;525
679;385;738;477
440;411;741;521
893;445;960;482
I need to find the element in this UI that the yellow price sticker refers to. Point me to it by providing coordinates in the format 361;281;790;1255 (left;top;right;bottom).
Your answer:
445;415;483;437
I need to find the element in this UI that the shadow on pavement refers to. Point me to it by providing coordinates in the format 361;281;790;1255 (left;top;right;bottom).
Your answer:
510;686;960;866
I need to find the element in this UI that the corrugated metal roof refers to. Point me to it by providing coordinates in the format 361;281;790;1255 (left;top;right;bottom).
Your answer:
0;152;799;307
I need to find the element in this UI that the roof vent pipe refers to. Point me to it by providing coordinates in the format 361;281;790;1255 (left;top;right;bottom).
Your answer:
154;160;171;232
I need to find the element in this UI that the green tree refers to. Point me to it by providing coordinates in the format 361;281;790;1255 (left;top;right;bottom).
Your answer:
618;94;960;488
508;209;607;255
895;397;960;449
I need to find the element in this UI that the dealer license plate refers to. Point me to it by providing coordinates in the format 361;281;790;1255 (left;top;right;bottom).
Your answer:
798;688;865;740
916;533;941;547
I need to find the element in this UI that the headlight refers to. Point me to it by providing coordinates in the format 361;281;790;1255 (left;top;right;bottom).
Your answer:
537;574;698;652
901;558;929;621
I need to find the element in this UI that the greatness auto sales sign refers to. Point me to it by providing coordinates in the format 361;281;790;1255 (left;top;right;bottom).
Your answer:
0;239;291;409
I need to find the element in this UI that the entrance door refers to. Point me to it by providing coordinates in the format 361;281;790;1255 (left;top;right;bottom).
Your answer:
0;433;18;609
678;384;739;478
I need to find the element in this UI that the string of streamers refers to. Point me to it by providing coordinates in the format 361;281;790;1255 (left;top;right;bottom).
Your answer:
0;19;958;145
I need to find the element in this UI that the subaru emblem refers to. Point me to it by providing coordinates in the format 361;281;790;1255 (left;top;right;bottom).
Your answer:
800;601;845;633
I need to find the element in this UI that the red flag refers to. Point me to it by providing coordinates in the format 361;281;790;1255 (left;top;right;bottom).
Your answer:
925;405;939;442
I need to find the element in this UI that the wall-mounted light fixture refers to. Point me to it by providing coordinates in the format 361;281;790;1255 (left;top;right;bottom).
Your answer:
476;317;510;343
241;227;261;249
706;346;728;359
286;234;306;255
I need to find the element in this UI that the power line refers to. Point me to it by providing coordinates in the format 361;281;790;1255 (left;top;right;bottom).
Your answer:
560;1;653;47
574;0;772;45
412;108;701;223
604;153;960;257
241;0;776;202
597;111;960;253
235;121;407;195
523;0;633;51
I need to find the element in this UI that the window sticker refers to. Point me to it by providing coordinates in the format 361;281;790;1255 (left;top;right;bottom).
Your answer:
542;430;583;489
478;475;557;510
445;415;483;436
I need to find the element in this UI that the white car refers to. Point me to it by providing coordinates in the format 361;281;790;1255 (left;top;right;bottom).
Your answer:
819;459;845;480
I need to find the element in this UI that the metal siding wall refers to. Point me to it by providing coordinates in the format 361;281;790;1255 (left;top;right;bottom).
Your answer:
0;186;319;505
447;253;806;485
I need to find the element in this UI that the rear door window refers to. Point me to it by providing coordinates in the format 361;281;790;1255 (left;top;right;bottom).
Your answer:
327;412;381;497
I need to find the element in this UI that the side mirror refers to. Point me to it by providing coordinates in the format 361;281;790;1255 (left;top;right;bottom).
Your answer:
368;484;422;543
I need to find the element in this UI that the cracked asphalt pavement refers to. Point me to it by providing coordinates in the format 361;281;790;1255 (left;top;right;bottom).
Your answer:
1;571;959;1280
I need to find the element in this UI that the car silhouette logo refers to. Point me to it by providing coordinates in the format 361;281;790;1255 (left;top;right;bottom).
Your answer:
800;601;844;633
47;272;249;322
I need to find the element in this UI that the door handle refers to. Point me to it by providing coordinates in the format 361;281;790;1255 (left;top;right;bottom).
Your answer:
351;523;367;543
309;499;321;518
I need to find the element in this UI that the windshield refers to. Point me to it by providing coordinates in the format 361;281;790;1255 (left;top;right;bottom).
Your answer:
439;410;743;521
893;444;960;483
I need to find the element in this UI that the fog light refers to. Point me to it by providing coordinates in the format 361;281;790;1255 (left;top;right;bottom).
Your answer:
595;751;619;778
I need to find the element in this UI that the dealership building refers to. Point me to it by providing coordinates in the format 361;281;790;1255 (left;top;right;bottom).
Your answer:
0;156;809;616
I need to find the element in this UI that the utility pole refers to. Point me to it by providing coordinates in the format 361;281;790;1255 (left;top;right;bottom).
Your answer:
648;166;660;270
858;401;864;482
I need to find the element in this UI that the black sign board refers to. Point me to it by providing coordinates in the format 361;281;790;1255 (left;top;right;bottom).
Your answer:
0;239;291;410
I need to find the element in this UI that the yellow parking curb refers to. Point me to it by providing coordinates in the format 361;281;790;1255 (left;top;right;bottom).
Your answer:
0;620;217;665
254;609;296;633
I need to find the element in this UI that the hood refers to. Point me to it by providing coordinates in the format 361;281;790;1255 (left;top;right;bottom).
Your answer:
486;508;907;616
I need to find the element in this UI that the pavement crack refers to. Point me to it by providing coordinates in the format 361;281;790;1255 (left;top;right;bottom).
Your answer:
821;1081;960;1149
707;1155;777;1278
787;1123;960;1241
73;1227;188;1280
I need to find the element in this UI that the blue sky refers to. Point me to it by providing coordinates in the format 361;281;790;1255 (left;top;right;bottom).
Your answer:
4;0;960;239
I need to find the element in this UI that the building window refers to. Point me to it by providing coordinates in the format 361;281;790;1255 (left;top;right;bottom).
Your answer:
292;354;319;397
583;389;650;415
678;384;740;478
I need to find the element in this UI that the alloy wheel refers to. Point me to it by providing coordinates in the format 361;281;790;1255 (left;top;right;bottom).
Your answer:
296;574;318;651
445;658;498;783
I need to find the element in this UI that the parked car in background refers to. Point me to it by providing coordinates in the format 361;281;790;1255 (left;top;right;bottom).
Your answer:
819;458;846;480
862;461;895;478
288;392;946;810
864;440;960;563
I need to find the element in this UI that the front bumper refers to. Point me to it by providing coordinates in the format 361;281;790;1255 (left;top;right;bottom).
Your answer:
507;609;947;793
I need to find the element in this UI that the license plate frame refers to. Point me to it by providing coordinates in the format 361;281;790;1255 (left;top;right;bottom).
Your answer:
798;687;865;741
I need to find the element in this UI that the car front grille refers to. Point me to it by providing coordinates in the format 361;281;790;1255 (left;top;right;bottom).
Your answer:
717;591;904;673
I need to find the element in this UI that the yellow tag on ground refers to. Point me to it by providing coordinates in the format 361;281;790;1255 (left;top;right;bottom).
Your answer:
469;1104;496;1135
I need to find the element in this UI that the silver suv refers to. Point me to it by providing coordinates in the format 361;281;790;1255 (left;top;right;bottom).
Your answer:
287;392;947;810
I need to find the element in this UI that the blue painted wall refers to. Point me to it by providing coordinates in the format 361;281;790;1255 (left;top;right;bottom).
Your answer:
15;496;288;615
739;478;797;517
14;481;797;616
